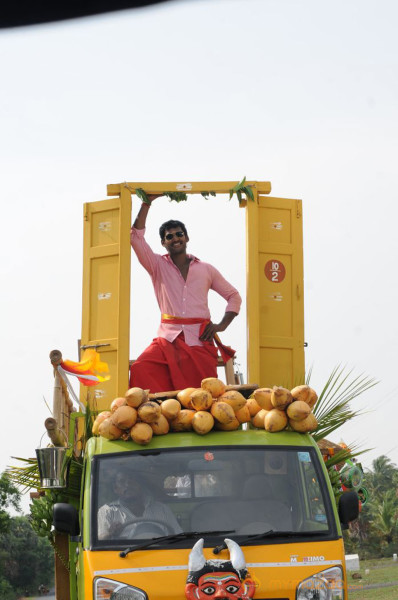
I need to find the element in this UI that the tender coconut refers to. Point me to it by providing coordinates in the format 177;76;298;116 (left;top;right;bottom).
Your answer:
170;410;195;432
111;406;138;430
150;415;170;435
291;385;318;409
235;405;251;424
160;399;181;421
251;409;268;429
286;400;311;422
176;387;197;409
307;388;318;409
271;386;293;410
190;389;213;411
130;422;153;445
264;409;288;432
192;411;214;435
110;397;127;412
92;411;112;435
201;377;226;398
125;387;148;408
289;412;318;433
246;397;262;417
215;417;240;431
98;418;123;440
111;405;138;429
138;401;161;423
219;390;246;412
253;388;274;411
210;401;235;424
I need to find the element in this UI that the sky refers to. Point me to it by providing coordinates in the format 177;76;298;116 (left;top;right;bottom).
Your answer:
1;0;398;513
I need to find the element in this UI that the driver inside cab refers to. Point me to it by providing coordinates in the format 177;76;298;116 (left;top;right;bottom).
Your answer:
97;469;182;539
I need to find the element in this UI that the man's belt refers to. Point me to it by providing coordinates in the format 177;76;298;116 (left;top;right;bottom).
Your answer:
161;314;236;362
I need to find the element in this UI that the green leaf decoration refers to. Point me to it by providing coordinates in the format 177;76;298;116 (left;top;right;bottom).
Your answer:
228;177;254;203
243;185;255;202
163;191;188;203
231;176;246;192
134;183;251;205
200;191;216;200
135;188;150;205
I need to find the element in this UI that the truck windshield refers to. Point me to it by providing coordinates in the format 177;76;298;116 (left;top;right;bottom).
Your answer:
91;446;335;548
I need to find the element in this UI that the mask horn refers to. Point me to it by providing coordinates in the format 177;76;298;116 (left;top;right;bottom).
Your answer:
188;538;206;572
224;538;246;571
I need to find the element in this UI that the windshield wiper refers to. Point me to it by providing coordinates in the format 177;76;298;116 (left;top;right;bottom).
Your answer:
213;529;325;554
120;529;236;557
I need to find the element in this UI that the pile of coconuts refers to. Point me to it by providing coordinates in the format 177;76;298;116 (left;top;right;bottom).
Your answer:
92;379;318;446
250;385;318;433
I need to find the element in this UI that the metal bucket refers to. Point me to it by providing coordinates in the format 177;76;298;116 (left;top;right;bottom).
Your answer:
35;445;71;489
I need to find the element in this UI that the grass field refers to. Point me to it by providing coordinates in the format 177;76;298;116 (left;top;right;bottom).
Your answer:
347;558;398;599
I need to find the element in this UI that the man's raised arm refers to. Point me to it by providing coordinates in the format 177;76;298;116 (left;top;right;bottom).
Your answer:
131;194;163;275
133;194;162;230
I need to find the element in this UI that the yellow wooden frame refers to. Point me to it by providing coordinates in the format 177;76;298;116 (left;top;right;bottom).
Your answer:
81;180;304;407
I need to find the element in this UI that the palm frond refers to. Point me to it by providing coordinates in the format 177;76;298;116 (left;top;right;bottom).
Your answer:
6;457;42;492
305;364;314;385
309;365;378;442
312;407;361;442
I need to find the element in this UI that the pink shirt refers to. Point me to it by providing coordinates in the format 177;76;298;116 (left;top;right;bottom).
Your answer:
131;227;242;346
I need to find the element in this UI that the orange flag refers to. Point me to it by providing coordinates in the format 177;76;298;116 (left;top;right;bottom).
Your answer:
60;349;110;387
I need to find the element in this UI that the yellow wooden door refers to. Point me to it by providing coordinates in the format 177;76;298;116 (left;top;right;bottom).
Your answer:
80;187;132;410
246;194;305;388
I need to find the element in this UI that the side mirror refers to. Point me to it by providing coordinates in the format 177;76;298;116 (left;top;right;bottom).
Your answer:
53;502;80;536
338;491;359;529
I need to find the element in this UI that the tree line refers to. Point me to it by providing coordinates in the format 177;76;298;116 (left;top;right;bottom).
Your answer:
344;455;398;558
0;473;54;600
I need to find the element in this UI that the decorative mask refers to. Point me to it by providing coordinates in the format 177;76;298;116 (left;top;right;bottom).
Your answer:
185;538;256;599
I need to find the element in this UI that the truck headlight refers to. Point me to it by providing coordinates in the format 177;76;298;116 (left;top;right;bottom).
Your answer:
94;577;148;600
296;566;344;600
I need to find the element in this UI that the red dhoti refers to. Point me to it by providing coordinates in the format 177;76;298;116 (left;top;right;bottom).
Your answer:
129;316;235;393
129;333;218;392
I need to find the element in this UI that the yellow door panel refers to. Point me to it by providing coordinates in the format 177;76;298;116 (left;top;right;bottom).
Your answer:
260;253;293;337
90;206;120;247
260;347;301;389
81;190;131;410
89;255;119;340
259;205;293;246
246;195;305;388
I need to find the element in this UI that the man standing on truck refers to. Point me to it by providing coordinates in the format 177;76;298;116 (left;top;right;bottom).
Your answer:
130;195;242;393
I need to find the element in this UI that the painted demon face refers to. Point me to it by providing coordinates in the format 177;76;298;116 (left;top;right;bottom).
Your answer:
185;571;256;599
185;538;256;600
